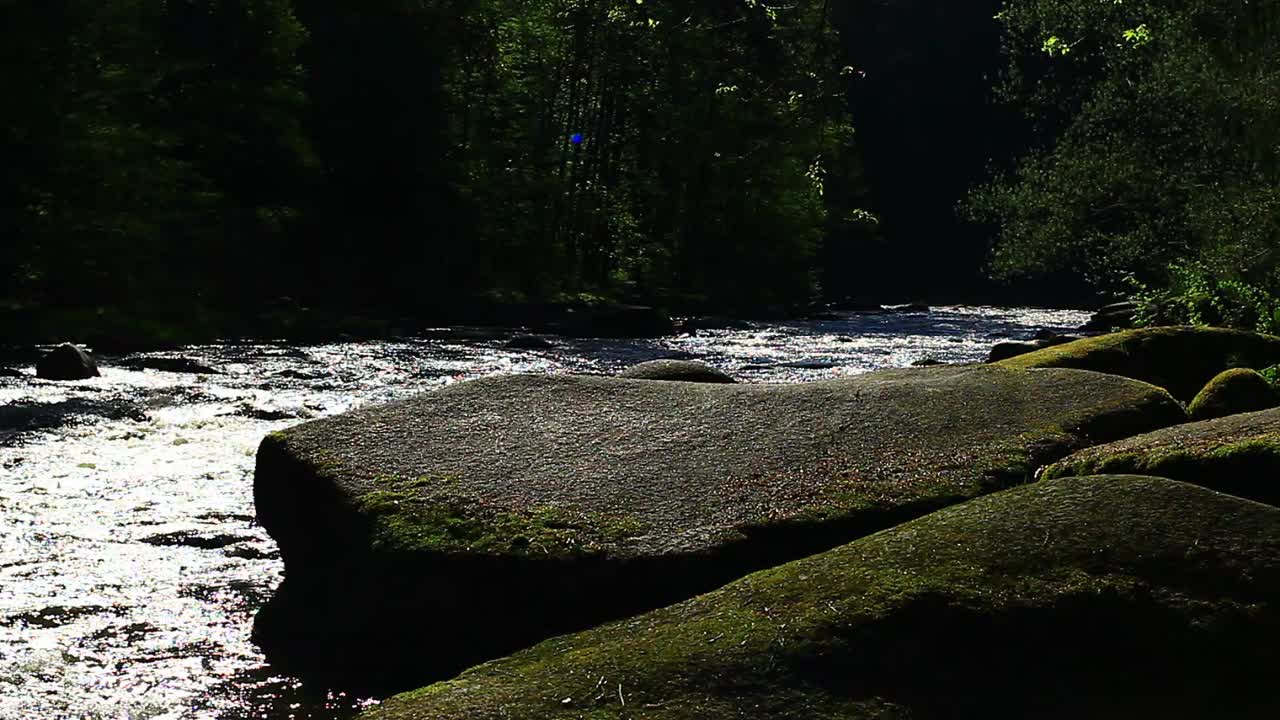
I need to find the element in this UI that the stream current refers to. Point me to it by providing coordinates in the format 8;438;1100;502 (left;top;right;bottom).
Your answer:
0;306;1089;719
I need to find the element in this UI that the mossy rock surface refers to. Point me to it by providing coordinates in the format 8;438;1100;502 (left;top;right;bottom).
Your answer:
364;476;1280;720
618;359;735;383
1188;368;1279;421
1044;406;1280;506
995;326;1280;400
252;366;1183;691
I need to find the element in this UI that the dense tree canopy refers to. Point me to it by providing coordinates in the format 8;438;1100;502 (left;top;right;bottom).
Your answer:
4;0;1277;335
3;0;869;321
970;0;1280;309
0;0;309;313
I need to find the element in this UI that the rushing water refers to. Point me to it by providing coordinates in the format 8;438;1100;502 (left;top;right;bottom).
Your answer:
0;306;1089;720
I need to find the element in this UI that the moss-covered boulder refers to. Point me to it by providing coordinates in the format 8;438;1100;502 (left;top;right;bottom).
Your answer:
252;367;1183;691
618;359;735;383
1188;368;1279;421
364;476;1280;720
995;326;1280;400
1044;406;1280;506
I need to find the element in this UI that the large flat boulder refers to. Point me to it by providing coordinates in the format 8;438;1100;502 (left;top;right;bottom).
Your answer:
364;476;1280;720
252;366;1184;690
995;326;1280;400
1045;407;1280;506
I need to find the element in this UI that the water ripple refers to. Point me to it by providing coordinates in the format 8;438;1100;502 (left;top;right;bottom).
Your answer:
0;306;1087;718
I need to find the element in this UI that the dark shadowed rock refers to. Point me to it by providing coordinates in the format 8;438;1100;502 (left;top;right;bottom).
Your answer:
36;344;99;381
364;476;1280;720
1188;368;1279;421
238;404;307;422
0;398;149;443
272;368;325;381
996;326;1280;400
618;360;735;384
504;334;556;350
1045;406;1280;506
910;358;945;367
252;366;1183;690
123;357;221;375
1080;300;1139;333
988;341;1042;363
987;334;1080;362
140;531;253;550
1024;326;1075;340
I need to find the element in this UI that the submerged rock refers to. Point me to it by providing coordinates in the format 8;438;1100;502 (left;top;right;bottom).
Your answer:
1044;406;1280;506
987;334;1081;362
364;476;1280;720
996;326;1280;400
36;343;99;381
123;357;221;375
238;403;308;421
504;334;556;350
252;366;1182;690
618;360;735;383
987;341;1043;362
140;531;253;550
1188;368;1279;421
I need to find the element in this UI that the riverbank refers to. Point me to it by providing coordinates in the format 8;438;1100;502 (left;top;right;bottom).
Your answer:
0;289;1107;354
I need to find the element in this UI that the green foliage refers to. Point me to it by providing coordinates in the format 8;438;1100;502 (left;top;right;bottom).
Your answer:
1261;364;1280;391
0;0;310;311
3;1;865;320
1130;262;1280;334
969;0;1280;297
428;0;858;309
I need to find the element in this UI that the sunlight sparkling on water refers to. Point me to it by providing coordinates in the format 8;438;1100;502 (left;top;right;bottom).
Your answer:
0;306;1088;719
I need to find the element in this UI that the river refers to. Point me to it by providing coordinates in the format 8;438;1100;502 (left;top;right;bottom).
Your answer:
0;306;1089;719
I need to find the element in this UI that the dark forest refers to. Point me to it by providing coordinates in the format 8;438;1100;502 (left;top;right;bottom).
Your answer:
3;0;1277;340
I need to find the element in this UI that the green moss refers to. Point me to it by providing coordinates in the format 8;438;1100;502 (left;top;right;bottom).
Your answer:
351;490;648;556
996;326;1280;400
1187;368;1279;421
1050;434;1280;477
254;367;1190;689
1044;432;1280;506
361;476;1280;720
